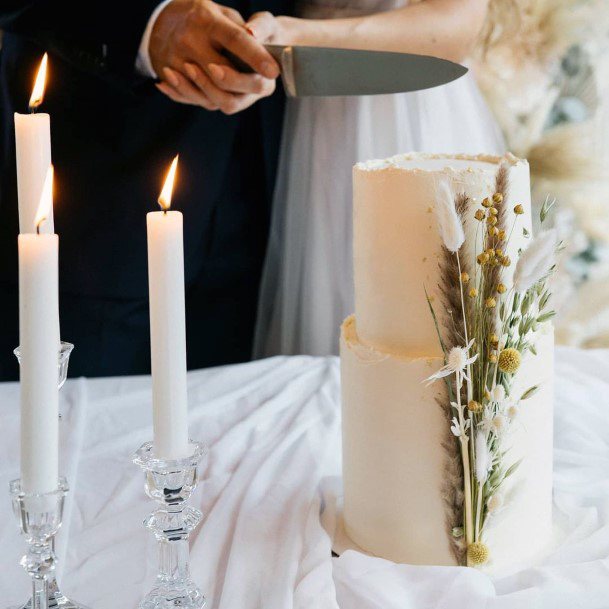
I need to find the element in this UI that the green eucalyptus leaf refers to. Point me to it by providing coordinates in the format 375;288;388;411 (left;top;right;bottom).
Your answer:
504;459;522;479
521;385;540;400
537;311;556;323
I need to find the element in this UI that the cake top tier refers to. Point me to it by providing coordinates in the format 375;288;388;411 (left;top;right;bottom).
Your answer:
352;152;532;357
355;152;525;174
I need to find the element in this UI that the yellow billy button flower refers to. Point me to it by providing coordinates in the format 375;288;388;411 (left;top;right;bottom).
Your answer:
492;192;503;204
487;215;498;227
467;400;483;413
501;256;511;267
469;287;478;298
514;204;524;215
488;226;499;238
477;252;489;265
498;348;522;374
482;197;492;208
468;542;490;565
489;207;498;216
495;248;503;257
485;297;497;309
497;229;506;241
460;272;470;284
497;283;507;294
475;209;486;222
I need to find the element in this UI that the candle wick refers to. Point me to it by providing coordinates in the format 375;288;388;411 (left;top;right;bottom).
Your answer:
163;209;168;215
29;105;37;115
36;224;41;235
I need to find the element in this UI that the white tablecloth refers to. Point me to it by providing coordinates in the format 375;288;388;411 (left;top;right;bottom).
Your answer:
1;349;608;609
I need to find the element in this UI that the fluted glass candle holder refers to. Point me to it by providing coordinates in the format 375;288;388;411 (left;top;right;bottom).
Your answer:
134;441;207;609
14;342;74;392
7;479;89;609
10;342;84;609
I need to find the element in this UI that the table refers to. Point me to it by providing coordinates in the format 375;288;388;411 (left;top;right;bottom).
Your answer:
1;349;608;609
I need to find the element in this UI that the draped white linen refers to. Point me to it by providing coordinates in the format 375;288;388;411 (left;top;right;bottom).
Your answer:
0;348;608;608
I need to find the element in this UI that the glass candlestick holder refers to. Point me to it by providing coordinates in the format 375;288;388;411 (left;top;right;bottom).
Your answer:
7;478;89;609
14;342;74;392
134;441;207;609
10;343;85;609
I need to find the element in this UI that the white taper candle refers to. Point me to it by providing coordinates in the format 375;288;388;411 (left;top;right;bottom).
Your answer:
14;53;54;234
147;156;189;460
19;166;60;494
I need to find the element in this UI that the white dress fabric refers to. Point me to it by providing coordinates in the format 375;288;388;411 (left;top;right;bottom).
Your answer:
254;0;506;357
0;348;608;609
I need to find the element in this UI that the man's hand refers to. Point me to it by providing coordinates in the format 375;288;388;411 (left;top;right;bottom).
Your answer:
150;0;280;114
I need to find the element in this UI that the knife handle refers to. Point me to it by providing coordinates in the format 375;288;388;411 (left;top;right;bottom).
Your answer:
223;50;254;73
222;46;296;97
223;46;285;74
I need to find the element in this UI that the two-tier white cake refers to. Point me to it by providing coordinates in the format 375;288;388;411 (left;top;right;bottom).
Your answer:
340;153;553;569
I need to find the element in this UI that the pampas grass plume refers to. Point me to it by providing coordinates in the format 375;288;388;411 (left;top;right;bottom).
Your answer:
513;229;557;293
435;181;465;253
475;432;491;483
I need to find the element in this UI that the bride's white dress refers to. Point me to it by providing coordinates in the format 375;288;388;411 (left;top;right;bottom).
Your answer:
254;0;505;357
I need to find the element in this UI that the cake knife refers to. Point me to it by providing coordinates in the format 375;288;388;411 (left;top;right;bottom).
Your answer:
227;45;468;97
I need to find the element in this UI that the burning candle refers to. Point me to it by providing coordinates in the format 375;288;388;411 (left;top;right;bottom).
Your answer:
14;53;54;235
147;156;189;460
19;165;60;493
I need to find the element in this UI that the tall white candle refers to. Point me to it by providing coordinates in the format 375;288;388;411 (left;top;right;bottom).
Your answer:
19;166;60;494
147;156;189;460
14;53;54;234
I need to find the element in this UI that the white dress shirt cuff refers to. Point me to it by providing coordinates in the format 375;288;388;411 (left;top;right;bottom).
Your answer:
136;0;174;78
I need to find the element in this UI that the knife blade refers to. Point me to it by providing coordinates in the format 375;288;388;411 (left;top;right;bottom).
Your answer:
226;45;468;97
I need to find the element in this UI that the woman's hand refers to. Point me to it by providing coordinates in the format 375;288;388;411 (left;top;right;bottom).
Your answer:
158;60;277;114
153;1;281;114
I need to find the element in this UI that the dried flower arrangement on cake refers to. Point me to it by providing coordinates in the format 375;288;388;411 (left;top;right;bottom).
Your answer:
425;167;559;567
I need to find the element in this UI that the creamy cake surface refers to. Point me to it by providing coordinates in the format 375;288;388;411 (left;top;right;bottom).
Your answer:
341;152;554;570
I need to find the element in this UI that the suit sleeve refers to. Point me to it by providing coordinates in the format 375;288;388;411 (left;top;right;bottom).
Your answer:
0;1;162;84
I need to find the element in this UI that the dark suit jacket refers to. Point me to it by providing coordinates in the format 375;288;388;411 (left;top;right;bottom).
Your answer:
0;0;288;298
0;1;290;376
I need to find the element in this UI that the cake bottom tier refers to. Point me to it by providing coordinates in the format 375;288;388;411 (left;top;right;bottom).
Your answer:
340;315;554;570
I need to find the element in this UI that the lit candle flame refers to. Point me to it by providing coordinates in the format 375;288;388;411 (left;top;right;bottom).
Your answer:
35;165;54;233
29;53;48;111
158;155;179;211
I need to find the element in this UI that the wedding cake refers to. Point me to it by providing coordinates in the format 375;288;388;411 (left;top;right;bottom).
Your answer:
341;153;555;569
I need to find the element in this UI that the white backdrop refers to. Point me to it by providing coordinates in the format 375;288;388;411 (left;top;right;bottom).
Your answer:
0;349;608;608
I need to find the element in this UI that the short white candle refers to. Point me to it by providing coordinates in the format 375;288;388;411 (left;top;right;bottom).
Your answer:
147;156;189;460
14;53;54;234
19;166;60;494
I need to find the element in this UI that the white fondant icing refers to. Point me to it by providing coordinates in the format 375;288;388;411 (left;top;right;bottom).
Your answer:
353;152;532;355
341;152;554;570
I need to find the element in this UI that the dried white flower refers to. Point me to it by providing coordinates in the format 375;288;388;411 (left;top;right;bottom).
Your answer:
513;229;557;293
475;432;491;482
492;414;508;434
492;384;506;403
425;339;477;384
487;493;504;513
508;404;519;419
434;181;465;253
